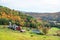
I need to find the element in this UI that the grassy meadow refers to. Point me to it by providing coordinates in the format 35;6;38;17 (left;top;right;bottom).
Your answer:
0;25;60;40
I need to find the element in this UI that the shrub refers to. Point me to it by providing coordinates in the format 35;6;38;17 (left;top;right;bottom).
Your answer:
42;27;49;35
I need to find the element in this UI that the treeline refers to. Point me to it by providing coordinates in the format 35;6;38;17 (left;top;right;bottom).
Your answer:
0;6;41;28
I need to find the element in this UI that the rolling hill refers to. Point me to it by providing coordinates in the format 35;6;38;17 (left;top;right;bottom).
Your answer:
25;12;60;28
25;12;60;21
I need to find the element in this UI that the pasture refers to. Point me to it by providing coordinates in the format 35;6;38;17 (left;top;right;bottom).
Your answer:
0;25;60;40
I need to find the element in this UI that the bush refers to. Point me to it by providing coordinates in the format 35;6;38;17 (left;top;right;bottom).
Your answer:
42;27;49;35
56;30;60;36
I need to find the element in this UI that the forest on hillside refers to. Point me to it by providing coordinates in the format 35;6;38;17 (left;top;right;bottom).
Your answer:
0;6;41;28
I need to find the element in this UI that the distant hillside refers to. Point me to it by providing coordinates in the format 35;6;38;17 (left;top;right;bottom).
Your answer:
25;12;60;21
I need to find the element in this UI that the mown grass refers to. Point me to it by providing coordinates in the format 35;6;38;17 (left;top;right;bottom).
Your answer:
0;25;60;40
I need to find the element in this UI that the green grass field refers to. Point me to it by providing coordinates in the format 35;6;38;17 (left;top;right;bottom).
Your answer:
0;25;60;40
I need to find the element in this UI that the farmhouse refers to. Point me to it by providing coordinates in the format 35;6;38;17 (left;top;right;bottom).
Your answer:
8;22;25;32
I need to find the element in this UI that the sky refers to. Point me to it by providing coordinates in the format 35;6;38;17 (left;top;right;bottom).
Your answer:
0;0;60;13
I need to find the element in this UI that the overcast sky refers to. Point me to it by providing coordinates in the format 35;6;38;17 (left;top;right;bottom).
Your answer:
0;0;60;13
